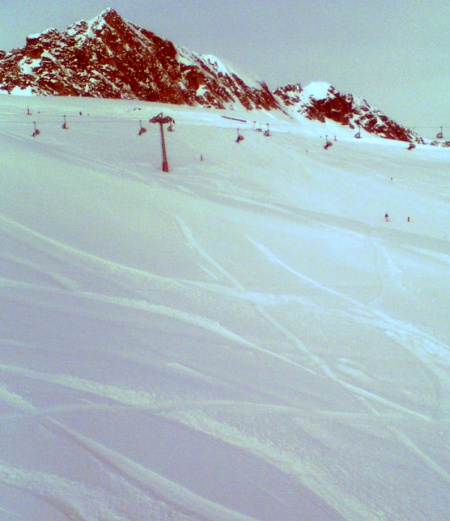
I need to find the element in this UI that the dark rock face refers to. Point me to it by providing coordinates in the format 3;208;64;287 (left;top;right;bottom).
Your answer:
0;8;278;110
274;83;423;144
0;8;423;142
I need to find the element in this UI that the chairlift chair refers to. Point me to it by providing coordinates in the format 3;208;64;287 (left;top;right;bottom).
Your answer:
32;121;40;137
323;135;332;149
138;120;147;135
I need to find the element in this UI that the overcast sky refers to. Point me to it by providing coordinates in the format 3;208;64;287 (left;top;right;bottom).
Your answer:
1;0;448;135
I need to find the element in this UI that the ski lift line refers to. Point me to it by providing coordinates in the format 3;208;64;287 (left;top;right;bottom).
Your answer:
11;110;450;127
2;112;449;141
0;112;178;124
2;111;448;129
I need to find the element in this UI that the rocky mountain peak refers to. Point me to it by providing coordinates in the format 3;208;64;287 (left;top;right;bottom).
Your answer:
274;82;423;143
0;8;278;109
0;9;424;142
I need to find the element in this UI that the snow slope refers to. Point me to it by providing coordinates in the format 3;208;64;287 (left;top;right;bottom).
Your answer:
0;95;449;521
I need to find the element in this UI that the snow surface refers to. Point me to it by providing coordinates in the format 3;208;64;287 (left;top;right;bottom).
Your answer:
18;58;42;75
0;95;449;521
200;55;263;88
300;82;331;101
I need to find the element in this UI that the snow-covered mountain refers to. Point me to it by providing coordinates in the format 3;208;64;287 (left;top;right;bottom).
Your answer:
0;8;277;110
0;7;426;143
274;82;423;143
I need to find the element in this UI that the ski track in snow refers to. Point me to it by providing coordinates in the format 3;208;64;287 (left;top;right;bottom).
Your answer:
1;96;449;520
173;217;450;488
176;212;445;420
0;370;344;521
248;237;449;418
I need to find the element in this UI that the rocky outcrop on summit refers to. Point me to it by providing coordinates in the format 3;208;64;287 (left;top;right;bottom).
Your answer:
0;8;277;110
274;83;423;143
0;8;424;142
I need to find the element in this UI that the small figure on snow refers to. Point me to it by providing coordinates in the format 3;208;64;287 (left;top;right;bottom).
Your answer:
385;213;389;222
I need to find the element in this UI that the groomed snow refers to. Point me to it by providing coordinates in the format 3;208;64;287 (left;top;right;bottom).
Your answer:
0;95;449;521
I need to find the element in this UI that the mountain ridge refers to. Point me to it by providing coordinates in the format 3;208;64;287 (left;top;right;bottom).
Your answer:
0;8;423;143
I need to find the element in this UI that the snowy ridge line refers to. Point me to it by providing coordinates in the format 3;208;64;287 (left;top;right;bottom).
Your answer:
0;99;444;145
0;100;413;137
0;8;433;143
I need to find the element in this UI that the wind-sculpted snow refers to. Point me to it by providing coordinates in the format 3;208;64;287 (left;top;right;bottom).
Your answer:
0;95;449;520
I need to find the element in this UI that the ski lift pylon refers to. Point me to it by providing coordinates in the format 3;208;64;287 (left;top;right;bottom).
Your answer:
149;112;174;172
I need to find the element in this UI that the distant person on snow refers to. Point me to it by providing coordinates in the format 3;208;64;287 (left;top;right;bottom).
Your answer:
385;213;389;222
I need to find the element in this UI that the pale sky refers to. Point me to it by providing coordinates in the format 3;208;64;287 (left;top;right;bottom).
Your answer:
1;0;448;136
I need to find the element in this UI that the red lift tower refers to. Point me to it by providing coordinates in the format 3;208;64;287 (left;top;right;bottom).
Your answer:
149;113;175;172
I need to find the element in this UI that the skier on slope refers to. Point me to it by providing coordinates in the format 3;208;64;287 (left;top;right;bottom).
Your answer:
385;213;389;222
